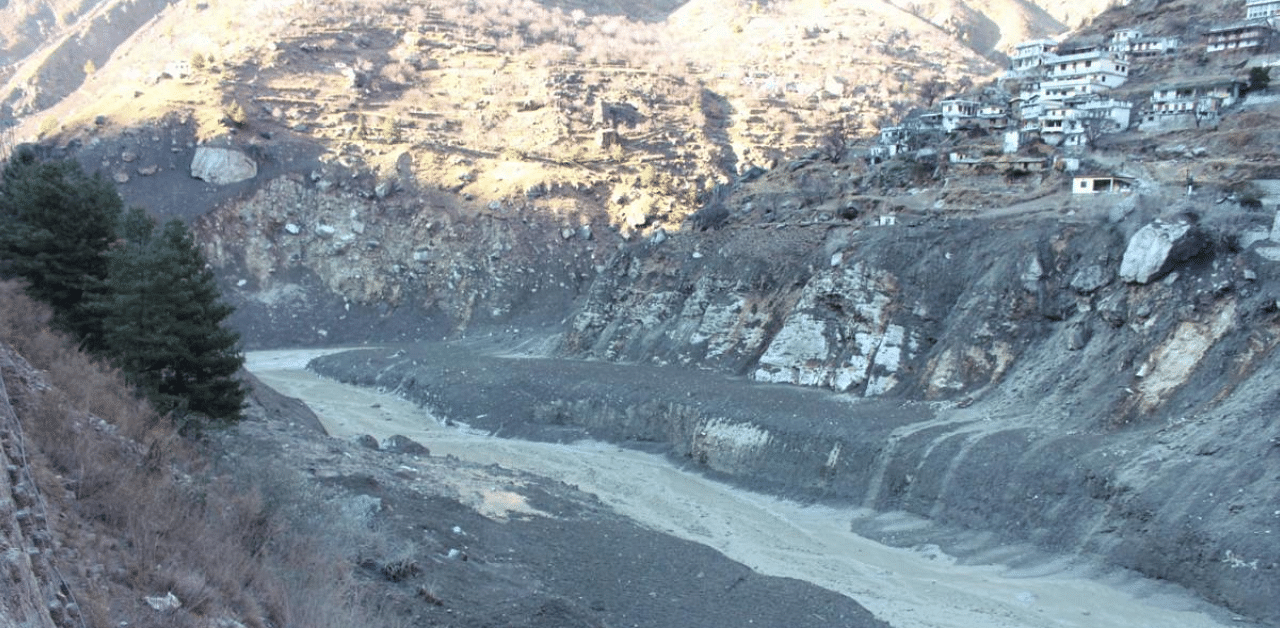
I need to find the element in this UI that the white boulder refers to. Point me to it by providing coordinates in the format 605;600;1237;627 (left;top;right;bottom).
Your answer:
1119;220;1203;284
144;592;181;612
190;147;257;185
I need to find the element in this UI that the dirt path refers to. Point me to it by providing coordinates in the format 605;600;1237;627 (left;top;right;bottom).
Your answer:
246;349;1237;628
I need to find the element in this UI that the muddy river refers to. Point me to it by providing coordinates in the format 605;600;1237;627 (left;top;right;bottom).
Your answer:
247;349;1236;628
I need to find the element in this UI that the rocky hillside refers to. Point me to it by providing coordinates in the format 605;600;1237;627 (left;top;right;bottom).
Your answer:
2;0;1110;238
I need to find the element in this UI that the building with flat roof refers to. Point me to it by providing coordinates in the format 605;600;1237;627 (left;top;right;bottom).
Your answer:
1204;21;1276;53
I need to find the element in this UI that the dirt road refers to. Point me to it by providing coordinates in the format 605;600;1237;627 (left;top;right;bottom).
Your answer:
247;349;1238;628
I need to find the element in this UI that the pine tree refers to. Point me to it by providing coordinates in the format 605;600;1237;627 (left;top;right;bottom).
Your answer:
0;146;121;350
98;209;246;426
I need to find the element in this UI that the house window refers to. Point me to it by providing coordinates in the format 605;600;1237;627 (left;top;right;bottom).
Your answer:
1079;180;1088;188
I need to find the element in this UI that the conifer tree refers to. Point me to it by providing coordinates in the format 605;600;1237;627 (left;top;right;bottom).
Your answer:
0;146;121;350
98;208;246;426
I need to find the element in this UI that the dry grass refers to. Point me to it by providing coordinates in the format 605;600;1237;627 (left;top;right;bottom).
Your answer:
0;280;380;628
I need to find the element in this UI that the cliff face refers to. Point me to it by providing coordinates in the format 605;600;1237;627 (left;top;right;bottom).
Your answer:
561;207;1247;414
195;176;610;347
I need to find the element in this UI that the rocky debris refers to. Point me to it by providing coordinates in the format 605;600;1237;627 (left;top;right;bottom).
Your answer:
1069;264;1109;293
1254;246;1280;262
1119;219;1205;284
1066;320;1092;350
1020;255;1044;291
1;384;59;628
113;172;129;184
136;164;159;176
381;434;429;456
144;592;181;612
190;147;258;185
355;434;380;450
623;203;650;228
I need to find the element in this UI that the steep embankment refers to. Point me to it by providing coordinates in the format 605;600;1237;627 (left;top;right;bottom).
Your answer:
312;203;1280;623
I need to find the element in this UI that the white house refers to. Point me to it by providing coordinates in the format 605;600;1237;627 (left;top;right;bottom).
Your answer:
1039;103;1078;146
1034;94;1133;147
1141;77;1245;130
1012;91;1052;121
1076;97;1134;132
1029;49;1130;101
1073;174;1135;194
1126;35;1181;57
876;126;910;157
1111;28;1181;57
1006;38;1058;78
939;98;980;132
1044;50;1129;87
978;104;1006;118
1247;0;1280;21
1110;28;1144;52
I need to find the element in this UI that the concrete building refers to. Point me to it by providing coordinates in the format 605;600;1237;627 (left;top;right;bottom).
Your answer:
1076;97;1134;132
1247;0;1280;21
1028;49;1130;101
1141;77;1245;130
939;98;980;132
1006;39;1058;78
1204;21;1276;53
1073;174;1135;194
1110;28;1145;51
1126;35;1181;57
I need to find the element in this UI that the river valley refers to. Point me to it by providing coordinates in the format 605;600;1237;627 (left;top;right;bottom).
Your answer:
247;348;1242;628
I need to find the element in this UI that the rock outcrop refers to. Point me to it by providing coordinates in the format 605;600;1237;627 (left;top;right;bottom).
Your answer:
190;147;258;185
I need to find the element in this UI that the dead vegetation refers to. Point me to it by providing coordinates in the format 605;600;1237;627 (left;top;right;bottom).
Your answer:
0;280;392;628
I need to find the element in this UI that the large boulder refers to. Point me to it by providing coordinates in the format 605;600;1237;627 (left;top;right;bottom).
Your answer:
190;147;257;185
1119;219;1205;284
381;434;429;456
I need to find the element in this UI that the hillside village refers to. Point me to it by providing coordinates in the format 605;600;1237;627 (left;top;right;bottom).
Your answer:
869;0;1279;192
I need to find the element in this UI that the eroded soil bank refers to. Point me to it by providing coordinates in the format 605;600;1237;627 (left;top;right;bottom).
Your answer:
305;340;1277;625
